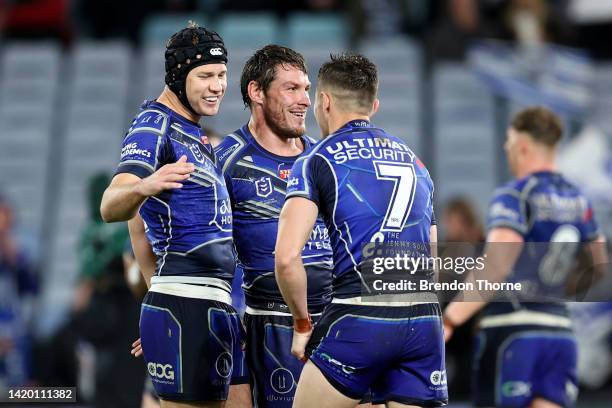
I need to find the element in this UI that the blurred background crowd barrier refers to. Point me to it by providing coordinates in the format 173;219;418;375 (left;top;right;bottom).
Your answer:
0;0;611;406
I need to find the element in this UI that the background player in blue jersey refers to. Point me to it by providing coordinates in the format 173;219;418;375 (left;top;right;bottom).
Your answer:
100;24;249;407
275;54;447;408
444;107;608;408
215;44;334;408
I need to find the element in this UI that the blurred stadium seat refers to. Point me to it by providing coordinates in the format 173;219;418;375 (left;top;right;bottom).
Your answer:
214;13;278;50
433;63;496;212
44;42;131;319
287;12;348;49
141;13;208;46
0;42;60;246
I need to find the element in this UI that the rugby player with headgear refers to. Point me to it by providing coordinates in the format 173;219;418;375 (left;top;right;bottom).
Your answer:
215;44;333;408
444;107;608;408
275;53;447;408
100;23;250;407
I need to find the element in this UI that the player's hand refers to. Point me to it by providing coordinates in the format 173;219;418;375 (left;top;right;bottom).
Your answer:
0;337;15;357
443;316;455;342
135;155;194;197
131;337;143;357
291;329;313;362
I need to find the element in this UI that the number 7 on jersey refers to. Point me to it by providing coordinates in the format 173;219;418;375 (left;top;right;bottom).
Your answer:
373;161;417;232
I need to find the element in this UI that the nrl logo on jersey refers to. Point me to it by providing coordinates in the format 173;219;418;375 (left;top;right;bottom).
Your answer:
255;176;273;198
189;142;206;164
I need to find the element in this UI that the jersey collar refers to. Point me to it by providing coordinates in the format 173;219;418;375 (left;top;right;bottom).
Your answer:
334;119;373;135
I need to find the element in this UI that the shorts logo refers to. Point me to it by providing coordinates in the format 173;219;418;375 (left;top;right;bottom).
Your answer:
147;362;175;380
215;352;233;378
210;48;223;56
255;177;273;198
430;370;447;386
319;352;355;375
501;381;531;397
270;368;295;394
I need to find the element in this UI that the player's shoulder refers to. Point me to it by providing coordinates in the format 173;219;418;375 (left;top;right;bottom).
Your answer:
215;128;250;171
127;101;171;138
492;174;541;201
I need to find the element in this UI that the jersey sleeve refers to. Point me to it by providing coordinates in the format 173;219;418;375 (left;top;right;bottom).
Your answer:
215;133;247;199
115;110;168;179
286;153;334;206
430;189;437;226
486;186;528;236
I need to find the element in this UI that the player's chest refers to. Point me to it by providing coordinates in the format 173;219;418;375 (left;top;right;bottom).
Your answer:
168;128;219;178
229;156;294;208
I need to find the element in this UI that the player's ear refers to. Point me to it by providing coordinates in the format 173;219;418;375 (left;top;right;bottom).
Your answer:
518;134;531;155
321;91;331;113
371;98;380;116
248;80;264;106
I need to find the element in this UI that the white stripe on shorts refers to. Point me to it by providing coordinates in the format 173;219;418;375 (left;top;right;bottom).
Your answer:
244;306;323;317
149;282;232;305
479;310;572;329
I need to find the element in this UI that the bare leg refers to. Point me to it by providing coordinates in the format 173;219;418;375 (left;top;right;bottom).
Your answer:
386;402;420;408
293;361;361;408
226;384;252;408
529;398;563;408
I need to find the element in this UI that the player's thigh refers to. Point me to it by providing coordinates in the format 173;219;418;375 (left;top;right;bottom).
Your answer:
357;404;385;408
140;292;240;402
293;361;361;408
244;311;303;406
372;304;447;407
385;403;421;408
226;384;252;408
529;398;563;408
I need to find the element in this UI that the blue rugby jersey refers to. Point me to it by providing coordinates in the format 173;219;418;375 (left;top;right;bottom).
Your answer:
115;100;234;285
216;125;333;311
286;120;436;299
484;171;600;317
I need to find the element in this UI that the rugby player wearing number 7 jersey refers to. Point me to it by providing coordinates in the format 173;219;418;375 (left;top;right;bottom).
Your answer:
275;53;447;408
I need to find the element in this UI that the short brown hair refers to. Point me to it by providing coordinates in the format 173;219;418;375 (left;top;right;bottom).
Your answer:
241;45;308;108
317;53;378;113
510;106;563;147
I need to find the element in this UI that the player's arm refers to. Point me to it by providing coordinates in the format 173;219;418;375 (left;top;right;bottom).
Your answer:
589;234;608;283
430;225;438;280
127;214;157;358
443;227;523;340
275;197;319;360
100;155;194;222
566;234;609;299
128;214;156;288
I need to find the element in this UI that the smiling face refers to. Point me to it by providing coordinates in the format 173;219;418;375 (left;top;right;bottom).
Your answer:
185;63;227;117
260;64;311;139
